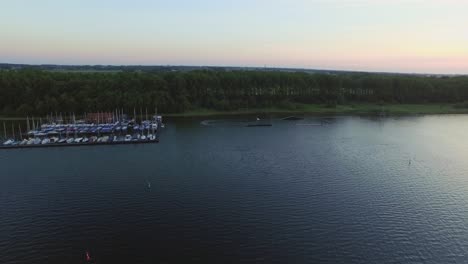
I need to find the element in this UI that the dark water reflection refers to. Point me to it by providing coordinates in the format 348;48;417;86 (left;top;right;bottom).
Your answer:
1;115;468;263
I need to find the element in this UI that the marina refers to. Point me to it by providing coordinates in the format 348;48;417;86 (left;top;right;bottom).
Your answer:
1;112;164;149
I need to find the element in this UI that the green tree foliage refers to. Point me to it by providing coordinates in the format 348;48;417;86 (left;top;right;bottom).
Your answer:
1;69;468;116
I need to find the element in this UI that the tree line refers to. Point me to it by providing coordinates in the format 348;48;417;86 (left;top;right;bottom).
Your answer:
1;69;468;116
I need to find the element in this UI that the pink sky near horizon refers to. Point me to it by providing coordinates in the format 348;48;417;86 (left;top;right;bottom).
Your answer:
1;0;467;74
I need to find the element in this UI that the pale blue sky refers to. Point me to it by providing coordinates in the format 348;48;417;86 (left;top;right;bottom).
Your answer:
1;0;467;73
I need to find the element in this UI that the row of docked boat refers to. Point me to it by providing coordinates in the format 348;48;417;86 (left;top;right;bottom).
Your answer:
1;115;163;149
3;134;158;146
28;119;159;137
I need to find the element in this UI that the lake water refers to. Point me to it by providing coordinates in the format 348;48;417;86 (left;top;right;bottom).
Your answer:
2;115;468;263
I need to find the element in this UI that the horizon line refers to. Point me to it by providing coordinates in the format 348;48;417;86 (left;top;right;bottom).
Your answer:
1;62;466;77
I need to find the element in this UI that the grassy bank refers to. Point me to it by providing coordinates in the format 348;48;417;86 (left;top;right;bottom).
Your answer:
164;103;468;117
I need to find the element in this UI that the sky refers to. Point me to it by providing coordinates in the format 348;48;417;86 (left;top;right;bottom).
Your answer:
1;0;467;74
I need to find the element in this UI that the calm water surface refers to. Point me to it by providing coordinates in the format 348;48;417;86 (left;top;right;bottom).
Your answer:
2;115;468;263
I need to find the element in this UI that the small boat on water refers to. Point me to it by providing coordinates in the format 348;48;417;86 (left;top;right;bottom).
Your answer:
247;116;272;127
41;138;50;145
66;138;75;144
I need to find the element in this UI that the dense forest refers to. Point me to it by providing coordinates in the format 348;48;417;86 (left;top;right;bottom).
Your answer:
1;69;468;116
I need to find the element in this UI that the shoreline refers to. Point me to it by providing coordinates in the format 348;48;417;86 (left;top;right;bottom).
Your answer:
162;103;468;118
2;103;468;120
